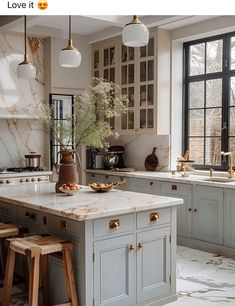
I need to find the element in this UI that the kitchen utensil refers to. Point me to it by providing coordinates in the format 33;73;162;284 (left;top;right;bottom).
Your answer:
144;147;158;171
25;152;41;168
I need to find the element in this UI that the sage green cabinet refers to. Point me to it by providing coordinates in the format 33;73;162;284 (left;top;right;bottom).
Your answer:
193;185;224;245
225;189;235;248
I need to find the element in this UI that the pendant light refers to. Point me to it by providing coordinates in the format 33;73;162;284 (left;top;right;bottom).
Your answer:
122;15;149;47
17;16;36;79
59;16;81;68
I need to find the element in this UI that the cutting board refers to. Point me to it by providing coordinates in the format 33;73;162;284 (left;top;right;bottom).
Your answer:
144;147;158;171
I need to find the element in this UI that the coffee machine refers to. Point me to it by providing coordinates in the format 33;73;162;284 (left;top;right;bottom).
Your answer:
108;146;126;169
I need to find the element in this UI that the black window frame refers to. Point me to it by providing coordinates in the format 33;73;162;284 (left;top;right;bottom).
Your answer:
183;31;235;170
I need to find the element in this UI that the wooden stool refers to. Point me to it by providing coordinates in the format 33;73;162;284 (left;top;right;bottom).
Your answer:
2;235;79;306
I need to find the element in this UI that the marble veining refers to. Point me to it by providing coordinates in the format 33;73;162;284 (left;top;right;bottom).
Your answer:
0;183;183;220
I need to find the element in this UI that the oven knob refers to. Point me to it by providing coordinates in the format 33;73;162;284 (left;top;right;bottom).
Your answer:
31;178;35;182
20;179;24;183
6;180;10;184
38;178;42;182
0;180;4;184
26;178;30;182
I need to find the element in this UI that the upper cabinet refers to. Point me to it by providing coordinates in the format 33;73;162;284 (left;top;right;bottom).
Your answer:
92;28;171;136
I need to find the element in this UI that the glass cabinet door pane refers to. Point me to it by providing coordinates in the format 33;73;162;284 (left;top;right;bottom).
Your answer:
140;109;146;128
104;69;109;81
140;46;146;58
128;87;134;107
122;66;127;85
122;45;127;62
110;68;115;82
147;84;154;105
128;47;134;61
128;111;134;129
205;137;221;165
94;71;99;78
140;85;146;106
189;81;204;108
104;48;109;66
110;47;115;65
230;37;235;70
140;62;146;82
122;88;127;96
148;38;154;56
94;50;99;69
148;60;154;81
121;113;127;129
128;64;134;84
188;137;204;164
189;43;205;76
147;109;153;128
206;40;223;73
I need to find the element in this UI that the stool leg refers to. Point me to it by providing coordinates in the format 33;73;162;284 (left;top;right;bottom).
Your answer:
2;247;16;306
62;248;79;306
28;254;40;306
41;254;49;306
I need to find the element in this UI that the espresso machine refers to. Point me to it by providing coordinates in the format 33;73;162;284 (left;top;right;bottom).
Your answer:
104;146;126;169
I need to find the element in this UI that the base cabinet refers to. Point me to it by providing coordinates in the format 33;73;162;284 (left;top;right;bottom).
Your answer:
225;189;235;248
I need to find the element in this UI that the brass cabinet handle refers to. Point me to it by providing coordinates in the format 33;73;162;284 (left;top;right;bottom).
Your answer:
129;244;135;251
109;219;120;229
137;242;143;250
194;209;198;212
171;184;177;191
150;212;160;222
188;208;192;212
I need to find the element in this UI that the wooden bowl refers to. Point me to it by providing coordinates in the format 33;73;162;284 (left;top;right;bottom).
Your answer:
89;178;126;193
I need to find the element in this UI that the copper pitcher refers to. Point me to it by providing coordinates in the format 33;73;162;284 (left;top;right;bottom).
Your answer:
55;149;81;193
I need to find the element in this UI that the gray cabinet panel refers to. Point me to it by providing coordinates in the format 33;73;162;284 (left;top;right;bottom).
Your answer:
94;234;135;306
136;226;171;303
225;189;235;248
193;186;223;244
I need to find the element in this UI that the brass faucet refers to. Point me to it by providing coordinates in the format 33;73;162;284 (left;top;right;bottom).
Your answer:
221;151;234;178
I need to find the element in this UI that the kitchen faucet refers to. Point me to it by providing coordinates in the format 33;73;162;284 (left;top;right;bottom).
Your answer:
221;151;234;178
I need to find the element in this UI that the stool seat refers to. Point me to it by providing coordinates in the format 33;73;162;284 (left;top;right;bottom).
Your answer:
8;235;72;257
0;223;19;238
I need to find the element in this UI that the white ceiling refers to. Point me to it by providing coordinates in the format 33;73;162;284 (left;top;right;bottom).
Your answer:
0;15;219;42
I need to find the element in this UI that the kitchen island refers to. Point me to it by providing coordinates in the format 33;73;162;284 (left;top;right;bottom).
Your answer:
0;183;183;306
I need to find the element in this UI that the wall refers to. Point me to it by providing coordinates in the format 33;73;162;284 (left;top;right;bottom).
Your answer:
0;33;45;168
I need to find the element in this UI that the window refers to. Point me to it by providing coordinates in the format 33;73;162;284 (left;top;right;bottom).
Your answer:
184;32;235;170
49;94;74;170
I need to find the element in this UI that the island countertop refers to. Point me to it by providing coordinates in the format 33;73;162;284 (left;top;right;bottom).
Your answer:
0;182;183;221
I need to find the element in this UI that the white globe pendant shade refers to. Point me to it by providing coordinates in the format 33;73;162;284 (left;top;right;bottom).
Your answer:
122;16;149;47
17;60;36;79
59;47;81;68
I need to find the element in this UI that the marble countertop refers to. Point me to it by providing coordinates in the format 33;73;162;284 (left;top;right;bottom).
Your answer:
0;171;52;178
0;183;183;221
86;169;235;188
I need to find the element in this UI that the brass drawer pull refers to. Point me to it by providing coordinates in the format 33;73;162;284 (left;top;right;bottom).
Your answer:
137;242;143;250
150;212;159;222
109;219;120;229
129;244;134;251
171;184;177;191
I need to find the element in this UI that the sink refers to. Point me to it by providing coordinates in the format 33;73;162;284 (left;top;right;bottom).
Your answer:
204;177;235;183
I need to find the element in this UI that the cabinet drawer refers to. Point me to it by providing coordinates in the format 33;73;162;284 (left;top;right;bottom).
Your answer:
131;178;161;195
93;214;135;238
161;181;191;196
137;208;171;229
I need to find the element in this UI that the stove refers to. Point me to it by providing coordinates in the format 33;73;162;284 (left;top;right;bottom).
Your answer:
0;168;52;186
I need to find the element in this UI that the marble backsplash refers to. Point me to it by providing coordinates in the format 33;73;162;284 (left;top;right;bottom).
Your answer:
109;134;170;171
0;33;45;168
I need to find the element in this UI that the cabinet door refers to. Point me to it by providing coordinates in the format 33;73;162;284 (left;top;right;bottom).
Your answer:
136;226;171;304
94;234;135;306
161;182;192;237
193;185;223;244
130;178;161;195
225;189;235;248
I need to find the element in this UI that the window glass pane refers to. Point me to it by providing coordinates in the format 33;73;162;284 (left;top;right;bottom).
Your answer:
230;77;235;106
189;109;204;136
147;109;154;128
205;137;221;165
122;45;127;62
110;47;115;65
128;111;134;129
128;47;134;61
140;85;146;106
94;51;99;69
148;60;154;81
140;46;146;58
206;40;223;73
230;37;235;70
206;108;222;136
229;107;235;136
147;84;154;105
140;109;146;129
188;138;204;164
104;48;109;66
206;79;222;107
140;62;146;82
189;81;204;108
104;69;109;81
189;43;205;76
148;38;154;56
128;87;134;107
121;113;127;129
128;64;134;84
110;68;115;83
229;137;235;154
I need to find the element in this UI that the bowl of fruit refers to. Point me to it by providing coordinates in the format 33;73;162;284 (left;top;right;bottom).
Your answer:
59;183;81;196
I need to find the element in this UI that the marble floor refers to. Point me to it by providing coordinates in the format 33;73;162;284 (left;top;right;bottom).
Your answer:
2;245;235;305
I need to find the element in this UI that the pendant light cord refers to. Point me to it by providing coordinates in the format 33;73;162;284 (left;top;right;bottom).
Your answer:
69;15;71;40
24;16;27;61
